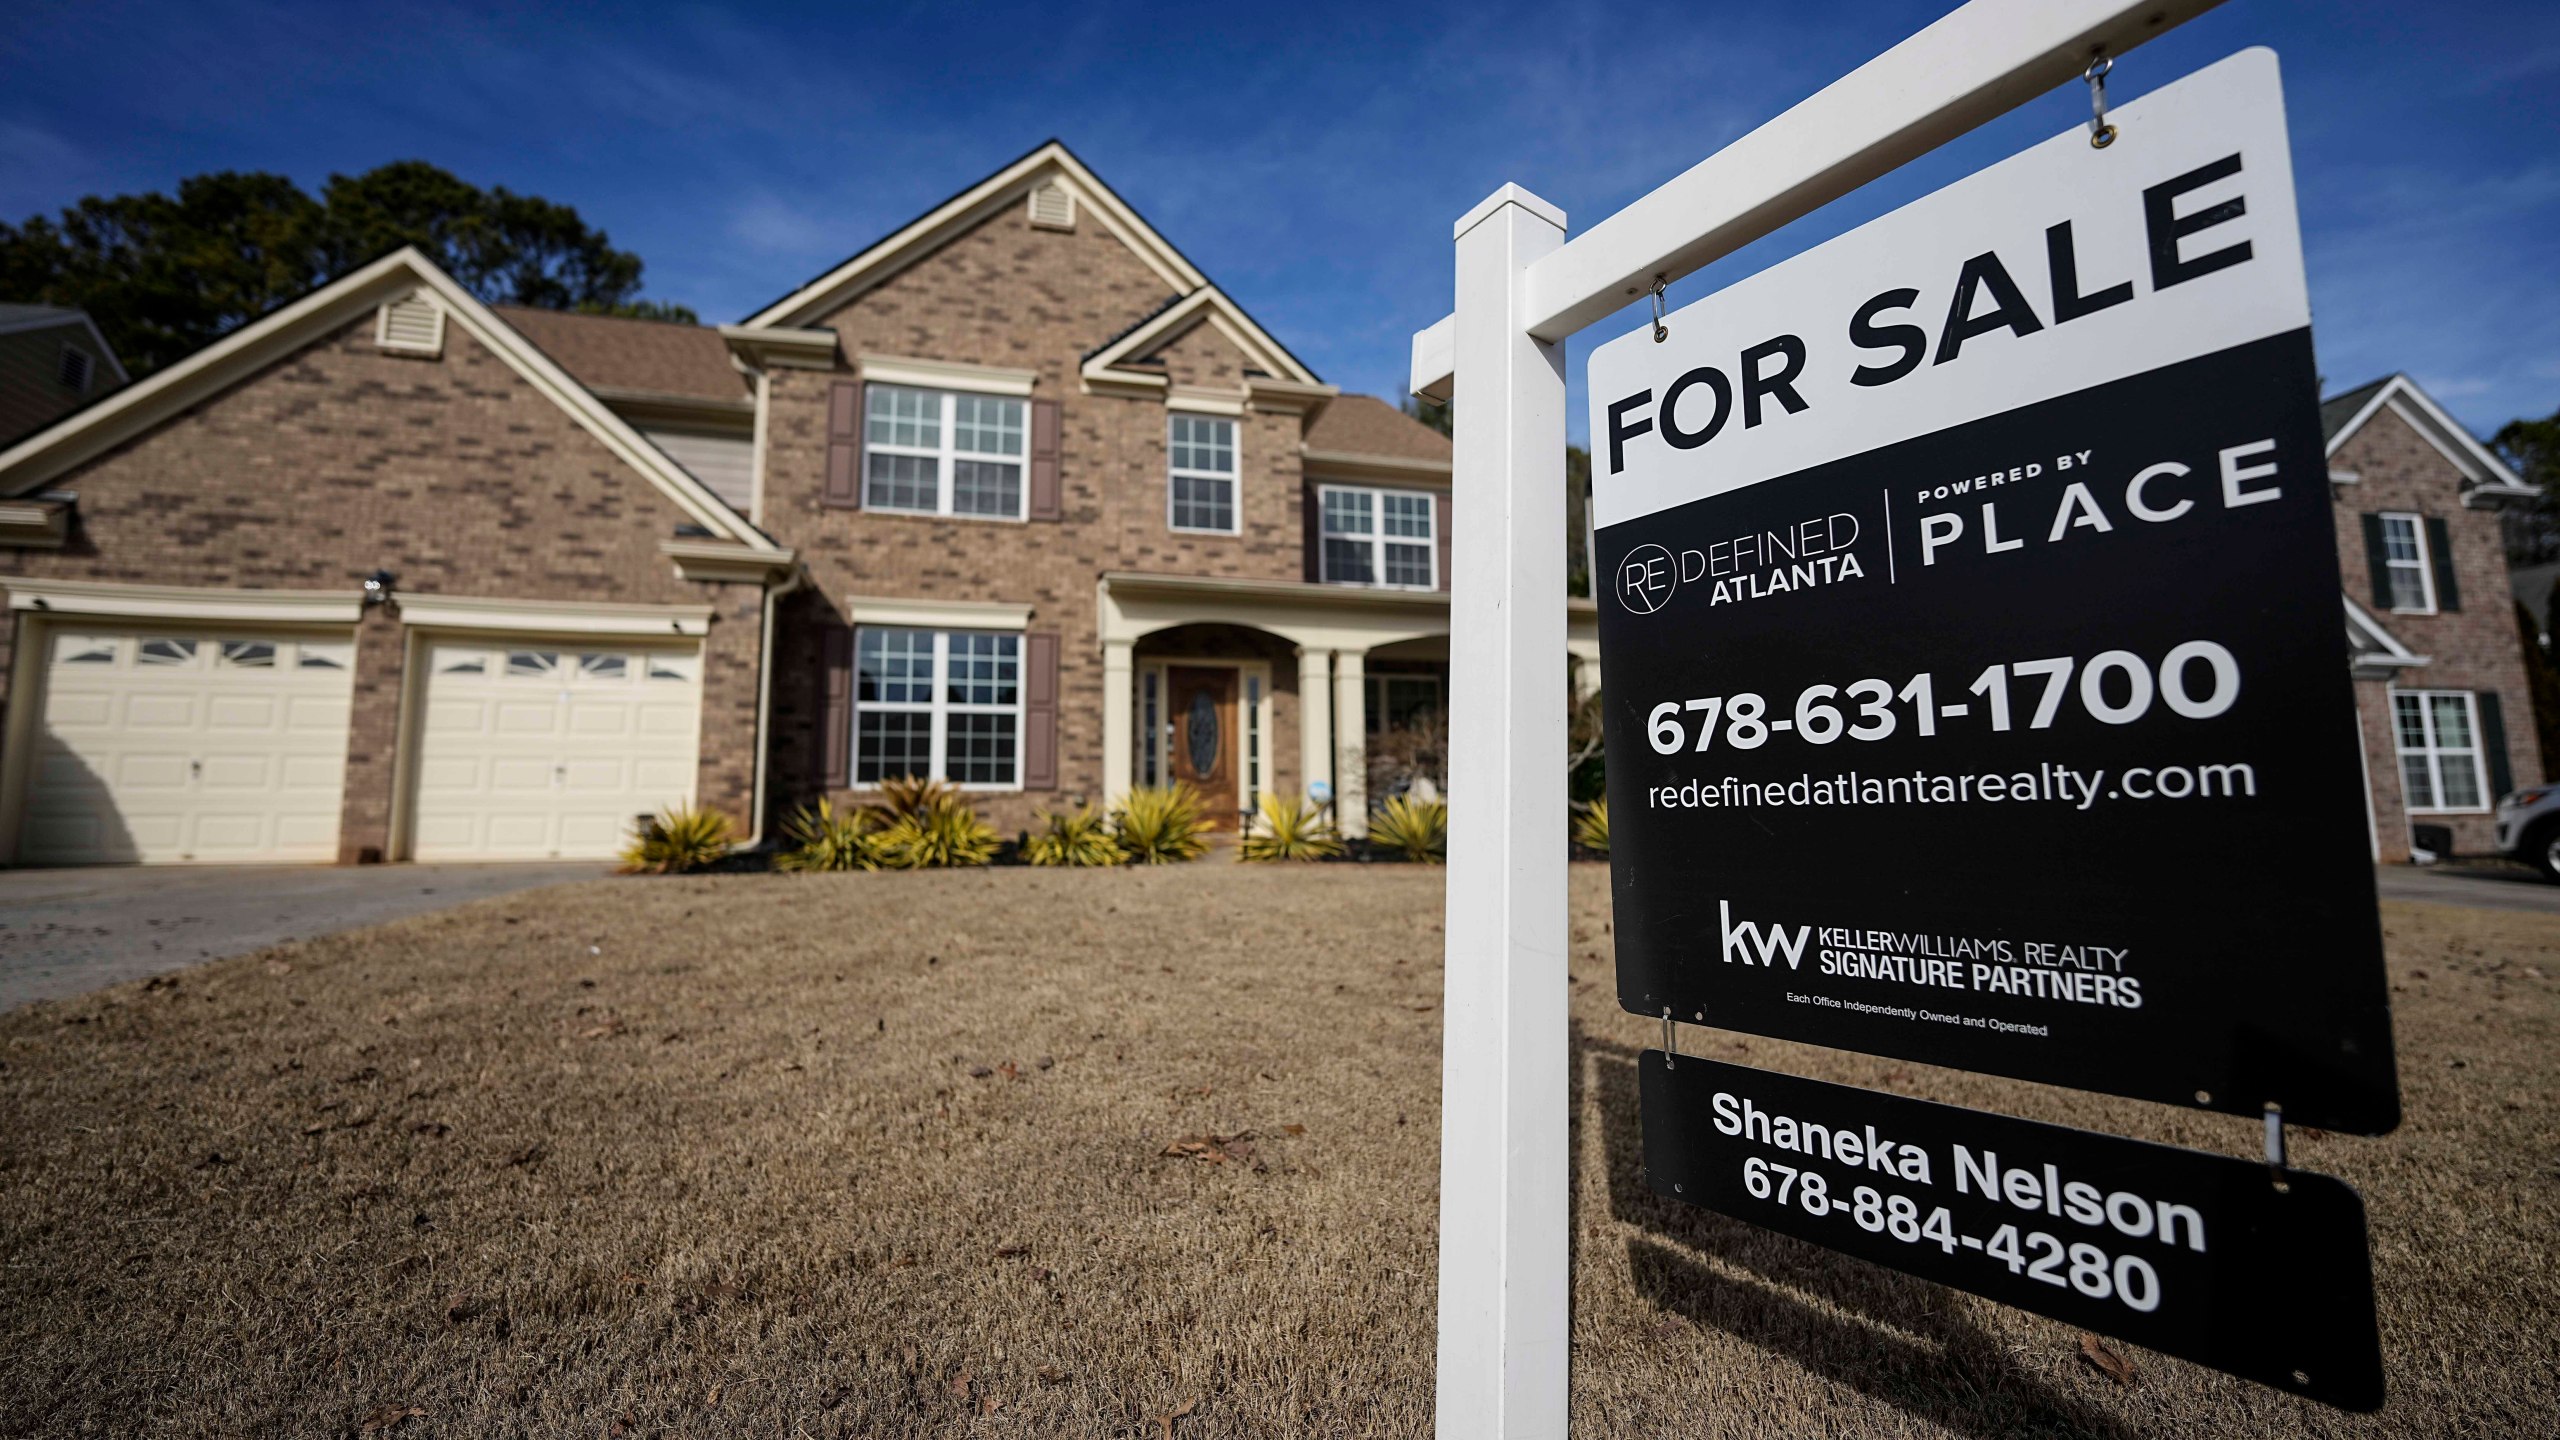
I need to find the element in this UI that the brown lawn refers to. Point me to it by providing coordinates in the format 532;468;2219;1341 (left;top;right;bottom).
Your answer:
1;863;2554;1437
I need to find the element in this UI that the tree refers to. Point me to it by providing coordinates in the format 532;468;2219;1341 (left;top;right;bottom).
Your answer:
2494;404;2560;566
0;162;685;376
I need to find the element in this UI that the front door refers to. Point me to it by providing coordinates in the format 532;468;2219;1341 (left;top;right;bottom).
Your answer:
1165;665;1239;829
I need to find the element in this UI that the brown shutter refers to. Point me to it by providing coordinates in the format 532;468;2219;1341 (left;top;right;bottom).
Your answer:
822;623;855;787
1023;632;1060;789
824;381;863;508
1436;491;1454;592
1028;398;1063;520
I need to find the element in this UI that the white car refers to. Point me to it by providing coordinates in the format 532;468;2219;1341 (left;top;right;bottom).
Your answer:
2495;785;2560;880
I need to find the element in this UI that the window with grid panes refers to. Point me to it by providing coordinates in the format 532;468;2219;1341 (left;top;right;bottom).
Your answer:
1319;484;1437;588
855;628;1022;787
863;384;1027;518
2392;690;2486;812
1168;414;1237;532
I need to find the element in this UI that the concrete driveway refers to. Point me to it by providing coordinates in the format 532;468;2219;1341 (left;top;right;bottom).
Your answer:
2374;861;2560;916
0;862;605;1010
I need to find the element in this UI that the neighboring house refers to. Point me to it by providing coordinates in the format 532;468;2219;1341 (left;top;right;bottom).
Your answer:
0;142;1597;865
2328;373;2543;860
0;305;128;450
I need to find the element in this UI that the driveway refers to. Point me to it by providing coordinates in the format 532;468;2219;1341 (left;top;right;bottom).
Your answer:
2374;861;2560;916
0;862;604;1010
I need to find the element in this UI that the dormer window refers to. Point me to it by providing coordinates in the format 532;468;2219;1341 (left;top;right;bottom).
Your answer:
56;344;93;393
375;291;446;357
1027;181;1077;231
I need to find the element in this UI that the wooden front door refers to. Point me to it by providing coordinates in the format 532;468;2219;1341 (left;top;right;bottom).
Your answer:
1165;666;1239;829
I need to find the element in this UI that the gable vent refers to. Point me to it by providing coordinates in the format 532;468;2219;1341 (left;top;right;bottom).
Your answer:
375;291;446;357
1026;180;1077;232
56;344;92;393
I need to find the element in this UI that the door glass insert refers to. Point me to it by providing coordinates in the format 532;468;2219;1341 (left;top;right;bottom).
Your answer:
1186;689;1220;775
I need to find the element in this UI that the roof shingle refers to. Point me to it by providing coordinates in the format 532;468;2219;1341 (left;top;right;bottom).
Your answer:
495;307;747;406
1304;394;1451;465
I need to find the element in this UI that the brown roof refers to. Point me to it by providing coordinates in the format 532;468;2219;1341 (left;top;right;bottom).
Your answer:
494;306;748;406
1303;394;1451;464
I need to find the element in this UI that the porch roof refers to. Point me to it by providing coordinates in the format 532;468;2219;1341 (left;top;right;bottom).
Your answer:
1098;570;1597;657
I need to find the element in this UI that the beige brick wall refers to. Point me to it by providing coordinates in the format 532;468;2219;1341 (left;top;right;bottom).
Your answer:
2331;403;2543;856
761;203;1317;832
0;314;767;860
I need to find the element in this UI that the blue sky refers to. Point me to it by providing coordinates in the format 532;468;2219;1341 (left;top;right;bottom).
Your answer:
4;0;2554;443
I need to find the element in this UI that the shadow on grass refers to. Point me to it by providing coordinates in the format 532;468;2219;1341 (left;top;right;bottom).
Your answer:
1575;1026;2142;1440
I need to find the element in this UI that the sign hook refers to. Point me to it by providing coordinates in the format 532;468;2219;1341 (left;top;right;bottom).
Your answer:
1661;1008;1677;1067
2085;55;2117;149
1649;276;1669;343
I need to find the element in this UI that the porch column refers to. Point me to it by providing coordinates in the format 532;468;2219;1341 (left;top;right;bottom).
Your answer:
1297;647;1333;807
1102;638;1134;804
1333;650;1368;825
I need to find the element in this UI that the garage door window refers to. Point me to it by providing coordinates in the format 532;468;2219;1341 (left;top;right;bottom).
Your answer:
854;627;1022;789
139;638;197;666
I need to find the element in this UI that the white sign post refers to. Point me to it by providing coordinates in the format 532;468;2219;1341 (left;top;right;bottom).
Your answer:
1418;3;2229;1434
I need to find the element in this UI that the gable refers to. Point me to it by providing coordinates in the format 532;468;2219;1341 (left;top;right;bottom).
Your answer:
0;249;771;548
2323;373;2533;503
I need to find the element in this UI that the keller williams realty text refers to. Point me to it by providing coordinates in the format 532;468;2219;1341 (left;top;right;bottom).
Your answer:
1719;900;2145;1010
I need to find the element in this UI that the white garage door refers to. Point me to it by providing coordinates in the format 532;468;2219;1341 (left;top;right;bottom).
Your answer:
410;642;702;860
18;628;356;865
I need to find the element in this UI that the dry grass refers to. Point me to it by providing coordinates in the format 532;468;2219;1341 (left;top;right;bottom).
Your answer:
0;864;2553;1438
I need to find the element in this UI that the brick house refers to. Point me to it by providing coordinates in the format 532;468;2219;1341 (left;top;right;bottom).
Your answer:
0;305;127;451
0;142;1598;863
2328;373;2542;859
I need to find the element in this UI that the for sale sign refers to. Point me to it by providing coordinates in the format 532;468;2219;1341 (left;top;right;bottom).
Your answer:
1587;49;2398;1133
1641;1057;2384;1409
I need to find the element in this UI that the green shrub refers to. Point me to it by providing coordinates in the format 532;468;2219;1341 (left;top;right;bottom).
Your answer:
774;797;881;872
1573;797;1609;855
1239;792;1343;862
1023;805;1124;867
1367;795;1448;864
617;803;735;874
1112;784;1214;864
875;789;1001;869
869;775;962;824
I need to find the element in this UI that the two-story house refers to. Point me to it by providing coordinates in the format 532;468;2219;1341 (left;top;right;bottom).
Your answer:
0;142;1598;863
2329;373;2542;860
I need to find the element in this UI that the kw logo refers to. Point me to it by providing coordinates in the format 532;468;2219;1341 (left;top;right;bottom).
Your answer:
1720;900;1811;970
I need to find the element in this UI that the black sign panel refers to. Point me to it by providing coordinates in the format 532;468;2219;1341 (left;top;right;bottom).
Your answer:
1643;1056;2384;1410
1598;332;2398;1133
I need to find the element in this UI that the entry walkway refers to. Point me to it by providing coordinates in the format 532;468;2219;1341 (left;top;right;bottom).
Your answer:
0;861;602;1009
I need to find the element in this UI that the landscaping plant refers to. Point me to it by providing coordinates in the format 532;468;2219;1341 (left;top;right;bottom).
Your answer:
868;774;963;824
774;797;881;872
1111;784;1215;864
1239;791;1344;862
1023;805;1124;867
874;788;1001;869
616;803;735;874
1367;794;1448;864
1574;797;1610;855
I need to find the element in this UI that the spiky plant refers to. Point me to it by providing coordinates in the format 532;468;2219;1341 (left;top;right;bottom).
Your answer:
774;797;881;872
1367;794;1448;864
617;803;735;874
1239;792;1344;862
1111;784;1215;864
1022;805;1124;867
1573;797;1610;855
874;790;1001;869
869;775;963;823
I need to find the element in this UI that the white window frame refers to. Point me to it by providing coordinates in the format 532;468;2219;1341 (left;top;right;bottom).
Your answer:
852;626;1026;792
1366;672;1445;733
2377;512;2436;615
1167;414;1240;535
862;383;1029;522
2392;689;2488;814
1318;483;1440;589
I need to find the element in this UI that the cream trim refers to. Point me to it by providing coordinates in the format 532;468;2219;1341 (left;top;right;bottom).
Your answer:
396;593;716;636
590;386;755;428
1245;376;1339;416
857;354;1040;397
1167;385;1246;416
1097;570;1596;657
718;324;838;371
846;595;1033;631
1080;288;1321;391
1302;447;1455;482
0;248;777;550
2326;374;2535;499
374;292;446;356
4;577;366;623
662;539;799;584
743;143;1209;329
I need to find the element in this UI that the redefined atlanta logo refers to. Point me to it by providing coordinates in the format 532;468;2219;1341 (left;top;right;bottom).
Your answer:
1617;542;1677;613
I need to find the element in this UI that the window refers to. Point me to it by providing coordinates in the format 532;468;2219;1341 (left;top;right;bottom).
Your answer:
2394;690;2487;812
1367;674;1443;734
577;653;629;681
1320;485;1437;588
55;634;117;665
506;651;562;678
1168;415;1238;533
854;627;1022;788
2378;513;2435;613
298;641;353;671
137;638;197;667
863;384;1026;519
218;640;276;669
58;344;93;393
